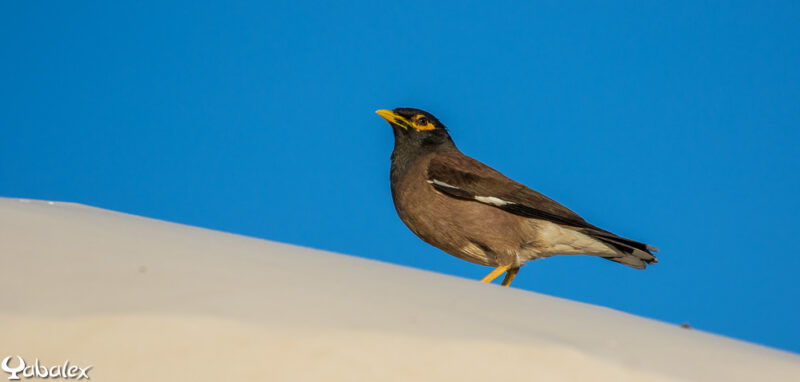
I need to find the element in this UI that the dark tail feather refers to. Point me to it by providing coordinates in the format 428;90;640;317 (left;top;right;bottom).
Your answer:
581;229;658;270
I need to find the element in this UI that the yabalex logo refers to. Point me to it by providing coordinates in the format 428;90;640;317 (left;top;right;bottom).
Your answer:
1;356;91;380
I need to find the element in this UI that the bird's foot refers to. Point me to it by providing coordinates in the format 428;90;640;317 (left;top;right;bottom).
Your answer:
481;265;519;286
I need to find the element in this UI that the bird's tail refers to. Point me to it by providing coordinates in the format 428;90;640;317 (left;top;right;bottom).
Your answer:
580;229;658;269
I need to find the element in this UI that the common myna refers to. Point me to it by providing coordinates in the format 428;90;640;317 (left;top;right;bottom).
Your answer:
377;107;657;287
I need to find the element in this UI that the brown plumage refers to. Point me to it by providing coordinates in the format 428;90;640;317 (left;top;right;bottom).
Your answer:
377;107;657;286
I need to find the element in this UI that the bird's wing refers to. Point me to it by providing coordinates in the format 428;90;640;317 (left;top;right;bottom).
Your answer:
426;152;596;229
427;152;659;265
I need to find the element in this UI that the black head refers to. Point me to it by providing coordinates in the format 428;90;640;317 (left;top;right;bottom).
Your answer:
376;107;455;151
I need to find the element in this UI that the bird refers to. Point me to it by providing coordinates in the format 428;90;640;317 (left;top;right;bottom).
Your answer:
376;107;657;287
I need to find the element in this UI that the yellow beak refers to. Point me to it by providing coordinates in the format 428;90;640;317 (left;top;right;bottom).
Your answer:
376;109;396;121
376;109;411;130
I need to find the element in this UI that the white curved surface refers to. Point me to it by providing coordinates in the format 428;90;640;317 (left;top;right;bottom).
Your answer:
0;198;798;381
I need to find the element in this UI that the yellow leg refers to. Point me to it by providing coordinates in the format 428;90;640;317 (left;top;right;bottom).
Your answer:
481;265;510;283
501;267;519;287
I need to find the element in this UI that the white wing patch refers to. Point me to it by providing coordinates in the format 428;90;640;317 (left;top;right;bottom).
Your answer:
429;179;515;207
427;179;459;189
475;196;513;206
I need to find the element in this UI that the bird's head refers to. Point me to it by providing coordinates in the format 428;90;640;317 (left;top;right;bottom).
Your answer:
376;108;455;150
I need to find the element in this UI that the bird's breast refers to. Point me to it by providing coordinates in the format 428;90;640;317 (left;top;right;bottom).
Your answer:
390;154;533;267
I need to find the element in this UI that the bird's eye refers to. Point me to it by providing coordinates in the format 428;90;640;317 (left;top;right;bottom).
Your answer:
416;117;429;125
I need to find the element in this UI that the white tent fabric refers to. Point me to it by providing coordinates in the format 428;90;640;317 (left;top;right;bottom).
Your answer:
1;198;798;381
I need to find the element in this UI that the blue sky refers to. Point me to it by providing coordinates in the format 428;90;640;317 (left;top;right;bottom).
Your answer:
2;1;799;353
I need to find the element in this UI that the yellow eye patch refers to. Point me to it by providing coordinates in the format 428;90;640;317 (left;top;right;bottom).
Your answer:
413;114;436;131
